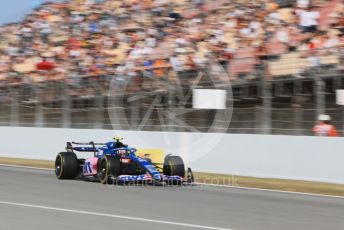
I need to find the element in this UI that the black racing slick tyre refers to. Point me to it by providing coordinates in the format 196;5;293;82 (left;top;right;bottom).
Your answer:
98;155;121;184
163;155;185;178
55;152;78;179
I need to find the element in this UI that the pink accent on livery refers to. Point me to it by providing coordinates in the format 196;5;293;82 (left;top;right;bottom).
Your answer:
144;174;152;180
83;157;98;176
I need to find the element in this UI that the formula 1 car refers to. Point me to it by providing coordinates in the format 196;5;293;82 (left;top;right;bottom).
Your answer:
55;137;194;185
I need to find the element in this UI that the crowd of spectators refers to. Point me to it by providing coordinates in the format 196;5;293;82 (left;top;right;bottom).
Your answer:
0;0;343;100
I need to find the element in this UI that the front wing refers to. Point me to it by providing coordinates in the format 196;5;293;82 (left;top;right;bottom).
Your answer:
118;174;181;182
117;174;191;184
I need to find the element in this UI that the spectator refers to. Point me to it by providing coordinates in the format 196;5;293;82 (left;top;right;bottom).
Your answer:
36;58;55;71
0;0;340;96
143;57;154;78
312;114;339;137
153;56;169;78
307;49;320;67
297;0;310;9
169;54;183;74
296;7;320;33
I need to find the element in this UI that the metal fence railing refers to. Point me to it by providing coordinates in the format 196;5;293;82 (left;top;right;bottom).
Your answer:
1;102;344;136
0;48;343;136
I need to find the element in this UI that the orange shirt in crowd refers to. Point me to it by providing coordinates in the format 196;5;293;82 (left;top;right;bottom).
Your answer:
153;59;168;78
312;122;338;137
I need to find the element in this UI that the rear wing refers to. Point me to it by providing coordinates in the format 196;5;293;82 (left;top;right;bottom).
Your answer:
66;142;105;156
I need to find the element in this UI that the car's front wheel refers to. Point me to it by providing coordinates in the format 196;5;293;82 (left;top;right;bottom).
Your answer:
163;155;185;178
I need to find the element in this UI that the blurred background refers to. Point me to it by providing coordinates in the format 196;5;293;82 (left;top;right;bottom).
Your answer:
0;0;342;135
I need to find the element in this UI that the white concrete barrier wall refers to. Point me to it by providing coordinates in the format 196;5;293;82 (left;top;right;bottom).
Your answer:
0;126;343;184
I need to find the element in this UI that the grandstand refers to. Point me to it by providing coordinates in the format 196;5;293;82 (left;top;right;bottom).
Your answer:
0;0;342;135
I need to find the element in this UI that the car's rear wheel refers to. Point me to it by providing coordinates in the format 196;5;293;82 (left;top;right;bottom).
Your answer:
163;155;185;178
55;152;78;179
98;155;121;184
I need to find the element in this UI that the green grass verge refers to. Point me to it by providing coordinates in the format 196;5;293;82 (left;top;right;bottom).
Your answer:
195;172;344;197
0;157;54;169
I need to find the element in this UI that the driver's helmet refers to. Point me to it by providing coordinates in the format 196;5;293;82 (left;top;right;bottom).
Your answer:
113;137;125;148
114;136;123;142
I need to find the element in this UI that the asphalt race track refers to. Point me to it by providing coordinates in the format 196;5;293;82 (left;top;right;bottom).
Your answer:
0;166;344;230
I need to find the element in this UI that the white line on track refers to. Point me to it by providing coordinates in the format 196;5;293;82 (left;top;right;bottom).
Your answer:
1;163;343;200
0;201;232;230
194;182;344;200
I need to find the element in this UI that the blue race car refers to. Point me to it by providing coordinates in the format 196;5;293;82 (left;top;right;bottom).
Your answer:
55;137;194;185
